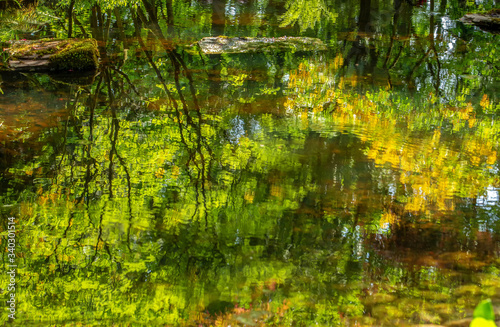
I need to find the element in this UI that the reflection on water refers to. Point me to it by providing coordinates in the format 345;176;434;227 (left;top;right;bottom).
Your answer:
0;0;499;325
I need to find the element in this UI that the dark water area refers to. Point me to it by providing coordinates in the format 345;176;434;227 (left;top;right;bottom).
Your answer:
0;0;500;325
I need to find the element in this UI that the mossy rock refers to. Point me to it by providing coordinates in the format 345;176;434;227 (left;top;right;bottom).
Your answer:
7;38;99;71
190;36;327;55
363;292;397;306
453;284;482;297
371;304;405;320
420;290;451;302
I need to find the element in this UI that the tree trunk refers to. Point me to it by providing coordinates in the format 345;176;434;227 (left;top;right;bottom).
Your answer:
68;0;75;38
358;0;371;33
211;0;226;36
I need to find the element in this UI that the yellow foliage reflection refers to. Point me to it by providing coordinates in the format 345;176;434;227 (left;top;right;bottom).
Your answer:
285;55;499;215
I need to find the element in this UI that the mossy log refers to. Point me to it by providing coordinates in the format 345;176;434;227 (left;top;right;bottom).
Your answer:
7;38;99;71
460;9;500;34
192;36;327;55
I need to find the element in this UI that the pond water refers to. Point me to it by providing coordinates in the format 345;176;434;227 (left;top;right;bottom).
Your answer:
1;0;499;326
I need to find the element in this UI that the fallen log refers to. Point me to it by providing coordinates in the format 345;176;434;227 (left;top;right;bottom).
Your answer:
191;36;327;55
6;38;99;71
459;9;500;34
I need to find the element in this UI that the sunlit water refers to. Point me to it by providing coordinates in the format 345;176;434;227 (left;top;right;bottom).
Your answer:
1;0;499;325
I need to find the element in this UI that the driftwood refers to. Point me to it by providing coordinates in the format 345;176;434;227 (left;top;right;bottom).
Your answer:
192;36;327;55
6;38;99;71
460;9;500;34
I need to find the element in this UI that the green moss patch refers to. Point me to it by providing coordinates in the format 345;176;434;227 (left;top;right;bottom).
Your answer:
8;38;99;71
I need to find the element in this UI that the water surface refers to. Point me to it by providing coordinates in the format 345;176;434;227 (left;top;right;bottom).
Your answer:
0;0;499;325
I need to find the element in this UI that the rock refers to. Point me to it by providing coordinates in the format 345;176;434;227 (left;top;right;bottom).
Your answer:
459;9;500;34
371;304;404;319
420;290;451;302
193;36;327;55
414;311;442;325
7;38;99;71
363;292;397;306
443;318;472;327
453;284;482;297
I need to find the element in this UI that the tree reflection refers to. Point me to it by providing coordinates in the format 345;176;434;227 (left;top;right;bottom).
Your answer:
0;0;499;325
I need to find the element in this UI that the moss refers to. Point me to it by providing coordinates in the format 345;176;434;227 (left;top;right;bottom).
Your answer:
9;38;57;57
9;38;99;71
48;39;99;71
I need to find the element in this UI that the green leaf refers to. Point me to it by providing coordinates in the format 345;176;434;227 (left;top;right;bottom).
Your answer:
470;317;497;327
473;299;495;321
